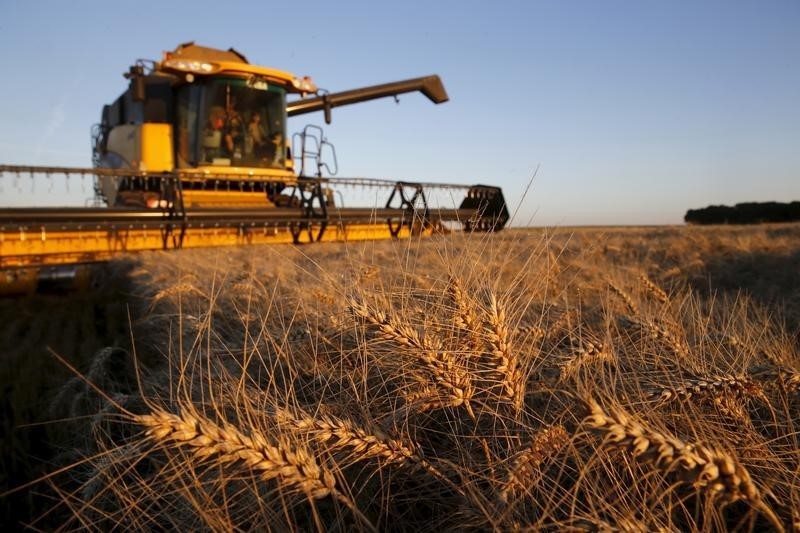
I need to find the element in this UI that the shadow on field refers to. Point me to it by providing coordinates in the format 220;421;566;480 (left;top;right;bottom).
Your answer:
0;259;144;529
688;248;800;335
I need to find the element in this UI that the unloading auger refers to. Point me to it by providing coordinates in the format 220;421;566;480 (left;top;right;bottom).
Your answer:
0;43;508;276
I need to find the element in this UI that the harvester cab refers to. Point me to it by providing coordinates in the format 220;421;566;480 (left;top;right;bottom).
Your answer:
0;42;509;273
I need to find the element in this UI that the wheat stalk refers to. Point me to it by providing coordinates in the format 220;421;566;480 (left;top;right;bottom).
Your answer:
704;331;742;348
285;325;313;344
135;406;337;500
485;293;525;413
584;400;784;531
566;515;674;533
500;425;569;502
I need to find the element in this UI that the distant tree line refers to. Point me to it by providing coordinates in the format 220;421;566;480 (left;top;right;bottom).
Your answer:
685;201;800;225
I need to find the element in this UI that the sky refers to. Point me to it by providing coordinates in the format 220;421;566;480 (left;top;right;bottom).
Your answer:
0;0;797;225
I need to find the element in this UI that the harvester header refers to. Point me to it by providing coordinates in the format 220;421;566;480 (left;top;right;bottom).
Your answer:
0;43;508;279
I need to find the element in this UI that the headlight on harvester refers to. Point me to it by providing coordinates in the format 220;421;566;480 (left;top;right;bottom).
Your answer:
162;58;220;74
145;195;173;209
291;76;318;94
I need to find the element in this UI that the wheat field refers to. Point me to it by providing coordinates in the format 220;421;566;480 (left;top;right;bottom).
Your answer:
2;223;800;531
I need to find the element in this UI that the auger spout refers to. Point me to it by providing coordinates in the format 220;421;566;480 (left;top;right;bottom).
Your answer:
287;76;449;120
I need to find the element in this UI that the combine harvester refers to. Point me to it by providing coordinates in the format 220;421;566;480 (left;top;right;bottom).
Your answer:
0;43;508;290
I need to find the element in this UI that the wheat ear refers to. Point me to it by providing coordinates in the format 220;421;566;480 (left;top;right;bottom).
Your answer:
359;265;380;282
349;298;475;418
650;373;767;421
485;293;525;413
584;400;784;531
401;386;465;414
780;370;800;393
150;283;206;308
135;407;336;500
516;323;546;342
311;288;337;307
559;340;614;382
608;281;639;315
622;316;689;358
275;408;420;466
500;425;569;502
545;309;576;340
638;273;669;304
448;275;482;350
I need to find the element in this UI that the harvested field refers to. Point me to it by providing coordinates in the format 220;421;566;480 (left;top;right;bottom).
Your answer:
2;223;800;530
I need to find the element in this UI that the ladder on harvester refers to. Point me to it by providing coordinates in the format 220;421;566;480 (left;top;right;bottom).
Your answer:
292;125;338;179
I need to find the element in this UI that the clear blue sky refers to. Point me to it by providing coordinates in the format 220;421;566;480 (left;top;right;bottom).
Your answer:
0;0;797;225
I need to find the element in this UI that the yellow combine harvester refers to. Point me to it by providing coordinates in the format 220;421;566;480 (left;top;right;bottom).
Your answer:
0;43;508;287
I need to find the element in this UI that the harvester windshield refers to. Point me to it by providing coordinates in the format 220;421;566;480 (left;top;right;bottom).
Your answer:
176;77;286;170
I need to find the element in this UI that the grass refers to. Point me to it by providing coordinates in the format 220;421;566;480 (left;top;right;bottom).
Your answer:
2;222;799;531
